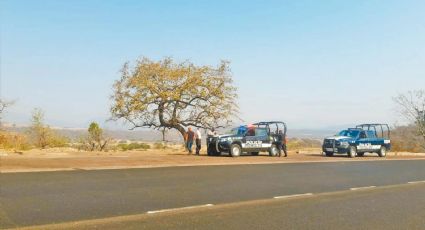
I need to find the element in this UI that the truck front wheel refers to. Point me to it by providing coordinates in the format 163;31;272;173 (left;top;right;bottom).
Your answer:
378;146;387;157
348;146;357;158
230;144;241;157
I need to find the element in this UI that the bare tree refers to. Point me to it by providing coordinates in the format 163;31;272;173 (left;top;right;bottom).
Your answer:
28;108;51;149
110;57;238;140
394;90;425;147
0;99;14;127
26;108;69;149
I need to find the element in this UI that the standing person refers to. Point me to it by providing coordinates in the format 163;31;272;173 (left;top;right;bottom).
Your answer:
207;129;213;137
206;128;215;156
283;135;288;157
183;131;188;151
186;127;195;154
207;128;217;137
195;128;202;155
277;130;288;157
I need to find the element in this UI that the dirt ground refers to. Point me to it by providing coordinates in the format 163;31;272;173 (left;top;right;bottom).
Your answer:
1;147;425;173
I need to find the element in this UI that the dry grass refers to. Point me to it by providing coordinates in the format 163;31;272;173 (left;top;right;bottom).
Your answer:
391;125;425;153
1;145;424;173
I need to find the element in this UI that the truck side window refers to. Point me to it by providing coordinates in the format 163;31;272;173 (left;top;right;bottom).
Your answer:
255;128;268;136
246;128;255;136
360;131;367;139
366;131;376;138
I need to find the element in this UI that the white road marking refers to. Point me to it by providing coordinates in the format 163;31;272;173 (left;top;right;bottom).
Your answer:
407;180;425;184
147;204;214;214
350;186;376;191
274;193;313;199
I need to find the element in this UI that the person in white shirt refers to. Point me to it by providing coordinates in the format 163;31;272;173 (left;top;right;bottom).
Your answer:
195;129;202;155
207;128;217;137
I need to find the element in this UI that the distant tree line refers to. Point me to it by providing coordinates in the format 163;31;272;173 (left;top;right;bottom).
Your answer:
0;106;109;152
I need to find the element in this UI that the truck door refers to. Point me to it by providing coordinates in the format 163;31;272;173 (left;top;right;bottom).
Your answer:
243;127;258;151
243;128;269;151
357;130;371;152
366;130;382;150
255;128;271;151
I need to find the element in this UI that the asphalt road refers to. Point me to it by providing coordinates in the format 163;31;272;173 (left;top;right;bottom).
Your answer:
1;160;425;229
35;183;425;230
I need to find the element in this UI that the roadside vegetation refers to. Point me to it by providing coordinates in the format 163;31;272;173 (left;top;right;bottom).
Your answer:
0;131;31;151
393;90;425;152
0;104;162;153
391;125;424;152
27;108;69;149
287;138;322;150
77;122;111;151
117;142;151;151
1;71;424;154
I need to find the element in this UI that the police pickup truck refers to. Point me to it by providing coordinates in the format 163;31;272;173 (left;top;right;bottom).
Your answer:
207;121;287;157
322;124;391;158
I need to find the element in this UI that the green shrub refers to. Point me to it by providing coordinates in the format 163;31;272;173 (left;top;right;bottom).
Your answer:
153;142;167;149
117;142;150;151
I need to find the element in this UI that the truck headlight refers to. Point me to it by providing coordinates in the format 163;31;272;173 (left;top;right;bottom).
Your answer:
340;141;349;147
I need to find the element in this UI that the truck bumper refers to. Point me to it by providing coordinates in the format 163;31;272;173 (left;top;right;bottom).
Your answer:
322;146;349;154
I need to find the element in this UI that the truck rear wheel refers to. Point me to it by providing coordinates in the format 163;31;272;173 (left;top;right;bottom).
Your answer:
348;146;357;158
378;146;387;157
230;144;241;157
325;152;333;157
269;144;279;157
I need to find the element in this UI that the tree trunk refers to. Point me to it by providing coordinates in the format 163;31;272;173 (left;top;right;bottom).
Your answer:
159;102;187;142
174;125;187;143
422;135;425;149
99;140;108;151
161;129;166;142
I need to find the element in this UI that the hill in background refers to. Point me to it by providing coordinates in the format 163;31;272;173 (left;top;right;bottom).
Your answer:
3;123;335;142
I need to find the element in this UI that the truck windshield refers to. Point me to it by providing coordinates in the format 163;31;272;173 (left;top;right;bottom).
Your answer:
228;126;247;136
338;130;360;138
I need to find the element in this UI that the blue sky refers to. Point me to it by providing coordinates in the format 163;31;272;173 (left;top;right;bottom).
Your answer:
1;0;424;129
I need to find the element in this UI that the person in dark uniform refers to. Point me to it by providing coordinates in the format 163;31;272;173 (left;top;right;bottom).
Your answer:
277;130;288;157
282;135;288;157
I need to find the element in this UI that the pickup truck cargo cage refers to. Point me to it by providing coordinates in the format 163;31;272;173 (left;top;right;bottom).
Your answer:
253;121;287;137
355;123;390;139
